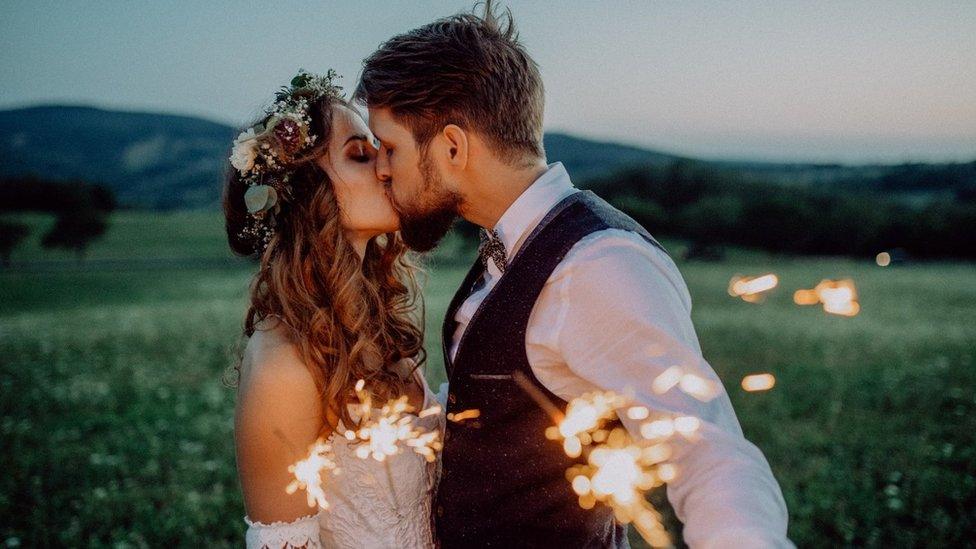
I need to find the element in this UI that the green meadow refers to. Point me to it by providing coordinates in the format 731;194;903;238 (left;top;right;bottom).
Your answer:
1;211;973;547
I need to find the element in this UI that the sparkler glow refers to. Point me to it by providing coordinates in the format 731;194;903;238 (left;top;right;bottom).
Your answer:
793;278;860;316
741;373;776;392
522;378;706;548
652;365;721;401
728;273;779;303
543;390;629;458
446;409;481;422
567;427;674;547
288;378;445;510
286;439;338;509
344;379;444;463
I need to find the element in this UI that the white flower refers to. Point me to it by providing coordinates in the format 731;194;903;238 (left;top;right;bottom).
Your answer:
230;128;259;173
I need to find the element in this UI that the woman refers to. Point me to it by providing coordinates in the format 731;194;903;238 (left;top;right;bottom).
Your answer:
223;70;442;548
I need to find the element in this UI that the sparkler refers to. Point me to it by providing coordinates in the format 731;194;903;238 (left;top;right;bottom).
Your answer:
343;379;444;463
793;278;860;317
286;439;338;510
728;273;779;303
513;372;705;548
545;389;629;458
287;378;444;512
568;427;674;547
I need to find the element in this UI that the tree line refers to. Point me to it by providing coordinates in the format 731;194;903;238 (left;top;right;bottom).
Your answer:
0;176;116;265
581;160;975;260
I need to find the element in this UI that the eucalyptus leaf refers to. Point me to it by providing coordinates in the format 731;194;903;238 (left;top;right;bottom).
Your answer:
244;185;278;214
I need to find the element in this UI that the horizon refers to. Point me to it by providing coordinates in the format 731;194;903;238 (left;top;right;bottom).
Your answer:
7;101;976;169
2;1;975;164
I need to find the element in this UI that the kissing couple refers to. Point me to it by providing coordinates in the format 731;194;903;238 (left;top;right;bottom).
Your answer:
226;2;792;548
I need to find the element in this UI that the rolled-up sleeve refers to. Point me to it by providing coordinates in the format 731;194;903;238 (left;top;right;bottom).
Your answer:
531;229;792;548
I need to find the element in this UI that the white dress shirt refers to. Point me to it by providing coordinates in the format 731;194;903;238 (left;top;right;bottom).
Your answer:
449;162;792;548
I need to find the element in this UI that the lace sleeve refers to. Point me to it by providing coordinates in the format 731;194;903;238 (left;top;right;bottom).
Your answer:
244;512;322;548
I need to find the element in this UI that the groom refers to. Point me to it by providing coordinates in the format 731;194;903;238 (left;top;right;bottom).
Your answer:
356;2;792;548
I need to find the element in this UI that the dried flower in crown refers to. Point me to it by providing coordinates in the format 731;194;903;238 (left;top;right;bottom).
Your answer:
230;69;344;254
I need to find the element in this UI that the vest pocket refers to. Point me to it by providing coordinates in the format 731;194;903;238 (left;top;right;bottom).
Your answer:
467;373;513;380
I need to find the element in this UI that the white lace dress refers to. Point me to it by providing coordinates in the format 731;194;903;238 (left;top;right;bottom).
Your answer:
244;371;445;548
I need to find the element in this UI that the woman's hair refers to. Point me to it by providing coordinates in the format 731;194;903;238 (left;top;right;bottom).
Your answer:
223;94;425;427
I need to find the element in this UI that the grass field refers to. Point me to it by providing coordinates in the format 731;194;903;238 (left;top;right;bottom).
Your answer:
1;212;974;547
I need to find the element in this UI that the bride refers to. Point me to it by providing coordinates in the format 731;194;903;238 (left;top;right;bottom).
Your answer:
223;70;442;548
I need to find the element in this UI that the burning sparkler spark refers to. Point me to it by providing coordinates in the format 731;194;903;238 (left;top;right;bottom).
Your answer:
793;278;860;316
651;365;683;394
728;273;779;303
286;439;338;509
524;383;707;548
288;379;445;510
567;427;674;547
652;365;721;401
344;379;444;463
446;409;481;422
542;389;630;457
741;373;776;392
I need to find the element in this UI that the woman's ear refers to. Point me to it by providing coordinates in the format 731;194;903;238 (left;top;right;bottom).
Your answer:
441;124;469;169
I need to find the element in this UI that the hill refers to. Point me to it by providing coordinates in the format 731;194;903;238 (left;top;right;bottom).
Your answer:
1;105;973;209
0;105;683;209
0;106;234;209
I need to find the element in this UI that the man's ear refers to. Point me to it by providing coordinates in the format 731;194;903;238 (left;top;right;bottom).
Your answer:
441;124;469;169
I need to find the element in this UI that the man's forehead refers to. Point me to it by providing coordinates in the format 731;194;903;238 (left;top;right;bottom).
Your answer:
366;108;404;139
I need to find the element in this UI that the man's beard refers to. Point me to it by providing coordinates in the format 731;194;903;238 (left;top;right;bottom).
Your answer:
393;156;461;252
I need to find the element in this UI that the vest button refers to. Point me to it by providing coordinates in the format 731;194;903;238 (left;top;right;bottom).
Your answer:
436;505;444;517
448;393;456;404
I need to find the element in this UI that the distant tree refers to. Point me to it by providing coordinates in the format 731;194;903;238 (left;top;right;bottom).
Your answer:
676;195;743;245
957;183;976;203
88;184;117;213
0;176;116;214
612;195;669;234
0;220;30;267
41;212;108;262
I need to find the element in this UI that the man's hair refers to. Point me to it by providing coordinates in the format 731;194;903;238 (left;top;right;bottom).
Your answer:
355;0;545;164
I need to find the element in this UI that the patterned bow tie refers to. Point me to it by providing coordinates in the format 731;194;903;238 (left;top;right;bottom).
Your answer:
478;228;508;273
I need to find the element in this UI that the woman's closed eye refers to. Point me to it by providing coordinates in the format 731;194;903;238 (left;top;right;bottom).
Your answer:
347;141;373;163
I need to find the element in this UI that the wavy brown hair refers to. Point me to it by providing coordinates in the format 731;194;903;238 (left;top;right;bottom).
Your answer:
223;93;425;427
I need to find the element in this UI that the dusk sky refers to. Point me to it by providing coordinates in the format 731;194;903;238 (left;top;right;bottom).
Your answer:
2;0;974;164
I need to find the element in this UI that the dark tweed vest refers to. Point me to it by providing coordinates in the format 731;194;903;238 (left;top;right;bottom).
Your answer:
435;190;668;548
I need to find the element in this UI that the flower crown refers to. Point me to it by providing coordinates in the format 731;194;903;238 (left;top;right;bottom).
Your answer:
230;69;344;253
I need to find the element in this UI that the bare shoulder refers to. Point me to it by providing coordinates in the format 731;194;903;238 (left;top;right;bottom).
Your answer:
236;318;323;431
240;319;312;390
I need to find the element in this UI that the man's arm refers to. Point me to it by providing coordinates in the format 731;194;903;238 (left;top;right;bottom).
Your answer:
528;229;792;548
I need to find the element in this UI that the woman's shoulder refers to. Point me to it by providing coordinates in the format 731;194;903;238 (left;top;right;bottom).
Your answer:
241;318;307;382
237;317;321;420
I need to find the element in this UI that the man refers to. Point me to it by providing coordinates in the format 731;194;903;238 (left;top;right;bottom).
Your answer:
355;2;792;547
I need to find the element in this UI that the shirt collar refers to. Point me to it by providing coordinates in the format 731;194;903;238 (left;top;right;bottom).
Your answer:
492;161;577;261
